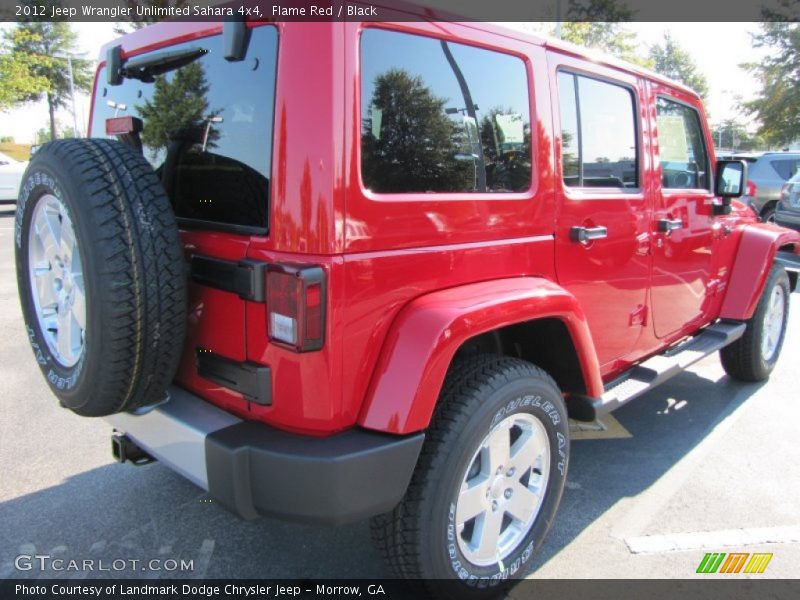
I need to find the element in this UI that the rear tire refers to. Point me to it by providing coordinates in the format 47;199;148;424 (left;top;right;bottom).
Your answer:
15;139;186;416
371;355;569;599
721;264;790;382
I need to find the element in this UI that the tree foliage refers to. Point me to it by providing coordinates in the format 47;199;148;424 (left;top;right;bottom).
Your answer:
710;118;767;152
743;21;800;146
649;33;709;100
137;62;217;160
361;69;472;193
3;15;92;139
113;0;189;35
0;28;51;111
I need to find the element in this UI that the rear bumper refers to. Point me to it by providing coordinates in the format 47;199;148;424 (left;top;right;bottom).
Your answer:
107;386;424;524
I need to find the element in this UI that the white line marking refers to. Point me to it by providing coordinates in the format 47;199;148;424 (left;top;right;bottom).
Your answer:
626;525;800;554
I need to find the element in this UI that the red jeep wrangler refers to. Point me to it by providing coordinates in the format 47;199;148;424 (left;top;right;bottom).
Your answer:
14;15;800;596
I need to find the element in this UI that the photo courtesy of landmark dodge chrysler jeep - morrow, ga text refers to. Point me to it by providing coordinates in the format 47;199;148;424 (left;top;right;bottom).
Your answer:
13;13;800;599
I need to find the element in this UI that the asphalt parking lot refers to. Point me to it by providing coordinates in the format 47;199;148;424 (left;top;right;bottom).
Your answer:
0;203;798;582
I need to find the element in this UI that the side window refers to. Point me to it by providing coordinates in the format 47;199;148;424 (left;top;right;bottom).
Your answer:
360;28;531;194
557;72;638;189
656;97;710;190
770;159;800;180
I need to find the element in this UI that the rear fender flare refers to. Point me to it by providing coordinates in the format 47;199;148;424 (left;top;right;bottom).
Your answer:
357;277;603;435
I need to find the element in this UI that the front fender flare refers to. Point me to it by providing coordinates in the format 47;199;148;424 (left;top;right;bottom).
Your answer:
357;277;603;434
720;224;800;320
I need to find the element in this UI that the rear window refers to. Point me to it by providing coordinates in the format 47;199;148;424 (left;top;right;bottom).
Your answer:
91;25;278;233
360;28;532;194
770;158;800;180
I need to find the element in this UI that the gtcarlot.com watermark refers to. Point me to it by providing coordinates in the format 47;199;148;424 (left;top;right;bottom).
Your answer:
14;554;194;573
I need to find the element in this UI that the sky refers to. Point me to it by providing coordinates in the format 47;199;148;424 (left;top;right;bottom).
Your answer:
0;21;769;145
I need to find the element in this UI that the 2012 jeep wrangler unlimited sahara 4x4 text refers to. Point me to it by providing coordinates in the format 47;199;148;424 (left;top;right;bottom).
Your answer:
14;14;800;598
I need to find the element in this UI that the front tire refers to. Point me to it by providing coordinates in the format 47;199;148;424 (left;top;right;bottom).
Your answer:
721;264;790;382
371;355;569;598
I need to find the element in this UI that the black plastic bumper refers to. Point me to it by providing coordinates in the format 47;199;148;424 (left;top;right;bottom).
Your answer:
206;421;424;524
107;386;424;525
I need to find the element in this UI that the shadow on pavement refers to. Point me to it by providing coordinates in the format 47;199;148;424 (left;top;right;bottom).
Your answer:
0;368;764;581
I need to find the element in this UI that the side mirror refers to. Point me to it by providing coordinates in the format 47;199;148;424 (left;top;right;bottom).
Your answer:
713;159;748;215
715;159;747;198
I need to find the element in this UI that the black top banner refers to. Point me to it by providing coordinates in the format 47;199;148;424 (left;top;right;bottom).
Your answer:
0;0;798;23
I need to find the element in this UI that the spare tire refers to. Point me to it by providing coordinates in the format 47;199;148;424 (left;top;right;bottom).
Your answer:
15;139;186;416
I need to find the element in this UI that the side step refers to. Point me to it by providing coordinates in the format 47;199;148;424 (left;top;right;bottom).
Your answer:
569;321;746;422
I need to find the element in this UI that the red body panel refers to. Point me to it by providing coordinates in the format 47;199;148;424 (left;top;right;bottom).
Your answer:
89;20;798;437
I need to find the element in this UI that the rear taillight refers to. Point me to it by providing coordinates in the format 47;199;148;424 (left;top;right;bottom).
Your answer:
780;182;790;201
746;179;757;197
266;264;326;352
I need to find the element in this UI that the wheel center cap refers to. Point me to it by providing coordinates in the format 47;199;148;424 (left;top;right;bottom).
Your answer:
490;475;505;500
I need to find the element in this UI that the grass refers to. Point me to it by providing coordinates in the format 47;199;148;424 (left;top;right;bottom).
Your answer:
0;142;32;161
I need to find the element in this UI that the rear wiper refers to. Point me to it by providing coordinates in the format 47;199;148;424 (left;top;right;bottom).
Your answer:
107;45;208;85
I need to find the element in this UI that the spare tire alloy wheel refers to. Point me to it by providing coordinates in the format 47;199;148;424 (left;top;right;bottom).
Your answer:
27;194;86;367
15;139;186;416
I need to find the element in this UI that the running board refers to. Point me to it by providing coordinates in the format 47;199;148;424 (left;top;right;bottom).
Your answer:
568;321;746;422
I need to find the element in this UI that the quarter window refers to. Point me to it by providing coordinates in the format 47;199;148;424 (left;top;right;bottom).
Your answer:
557;72;638;188
656;97;710;190
360;28;532;194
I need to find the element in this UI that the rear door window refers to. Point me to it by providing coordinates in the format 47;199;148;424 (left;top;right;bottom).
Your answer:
360;28;532;194
91;25;278;233
557;72;638;189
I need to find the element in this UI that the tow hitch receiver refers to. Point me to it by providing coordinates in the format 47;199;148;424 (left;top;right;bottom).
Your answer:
111;432;156;466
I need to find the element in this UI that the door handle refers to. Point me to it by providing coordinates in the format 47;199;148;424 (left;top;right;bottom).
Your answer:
657;218;683;233
570;225;608;243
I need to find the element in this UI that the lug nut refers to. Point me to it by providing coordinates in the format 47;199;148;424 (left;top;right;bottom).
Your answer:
491;500;498;511
506;467;515;477
504;489;513;499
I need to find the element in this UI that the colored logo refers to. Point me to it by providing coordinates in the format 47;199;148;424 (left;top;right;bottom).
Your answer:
696;552;773;574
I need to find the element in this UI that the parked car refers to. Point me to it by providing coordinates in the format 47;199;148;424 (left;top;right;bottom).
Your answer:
12;16;800;597
0;151;26;203
775;170;800;232
733;151;800;223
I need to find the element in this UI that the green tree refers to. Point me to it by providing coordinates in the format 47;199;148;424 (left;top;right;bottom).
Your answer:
743;21;800;147
649;33;709;99
557;0;650;66
137;62;217;160
362;69;472;193
113;0;189;35
4;17;92;140
711;119;767;152
0;28;50;111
